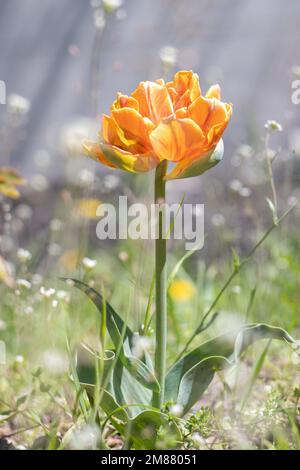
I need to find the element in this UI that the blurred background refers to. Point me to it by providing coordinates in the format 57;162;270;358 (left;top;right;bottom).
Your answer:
1;0;300;180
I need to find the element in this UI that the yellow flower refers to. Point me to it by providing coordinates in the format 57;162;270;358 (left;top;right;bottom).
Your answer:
169;279;196;302
0;256;15;288
84;70;232;180
0;167;26;199
59;249;80;271
74;198;102;220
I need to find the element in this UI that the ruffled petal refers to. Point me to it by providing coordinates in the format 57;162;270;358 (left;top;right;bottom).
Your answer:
165;139;224;180
188;96;212;129
111;107;153;152
83;139;116;169
100;144;160;173
110;93;139;112
102;114;124;147
131;81;174;123
166;71;201;109
206;103;232;147
188;97;233;149
205;84;221;100
150;117;205;162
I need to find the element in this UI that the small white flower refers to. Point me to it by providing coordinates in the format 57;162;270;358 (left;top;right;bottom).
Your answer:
40;286;56;299
31;273;43;285
41;349;68;375
239;187;252;198
15;355;24;364
47;243;62;257
16;279;32;290
159;46;178;68
211;213;225;227
50;219;63;232
264;120;283;133
102;0;123;14
103;174;120;191
30;174;49;192
52;300;58;309
288;196;298;207
7;94;31;114
78;169;95;187
118;251;129;262
237;144;254;159
232;285;241;294
17;248;32;263
93;11;106;30
192;432;205;447
57;290;71;303
66;279;75;288
82;257;97;271
132;334;152;359
169;404;184;417
15;204;33;220
229;179;242;192
291;65;300;78
291;352;300;365
69;423;100;450
24;306;34;315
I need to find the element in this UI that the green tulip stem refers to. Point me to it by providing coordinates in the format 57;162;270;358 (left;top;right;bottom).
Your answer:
153;160;168;408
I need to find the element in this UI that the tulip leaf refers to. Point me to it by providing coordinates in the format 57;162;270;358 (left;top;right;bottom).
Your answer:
76;344;115;386
165;323;294;405
81;382;129;422
176;356;230;414
66;279;159;393
112;359;152;417
127;410;181;449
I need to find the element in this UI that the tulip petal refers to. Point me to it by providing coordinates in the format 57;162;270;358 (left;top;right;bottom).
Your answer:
102;114;124;147
167;71;201;109
100;144;160;173
83;139;117;169
132;81;174;124
112;107;154;152
205;84;221;100
188;97;232;148
150;118;205;162
111;93;139;112
165;139;224;180
188;95;212;129
206;103;233;146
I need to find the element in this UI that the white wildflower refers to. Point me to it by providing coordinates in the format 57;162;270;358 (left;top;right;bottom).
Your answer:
24;306;34;315
40;286;56;299
69;423;100;450
102;0;123;14
264;120;283;132
159;46;178;69
7;94;31;114
132;334;152;359
15;355;24;364
41;349;68;375
17;248;32;263
57;290;71;303
16;279;32;290
169;404;184;417
82;257;97;271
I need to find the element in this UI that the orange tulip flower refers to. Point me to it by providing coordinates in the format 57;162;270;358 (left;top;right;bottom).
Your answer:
84;70;232;180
